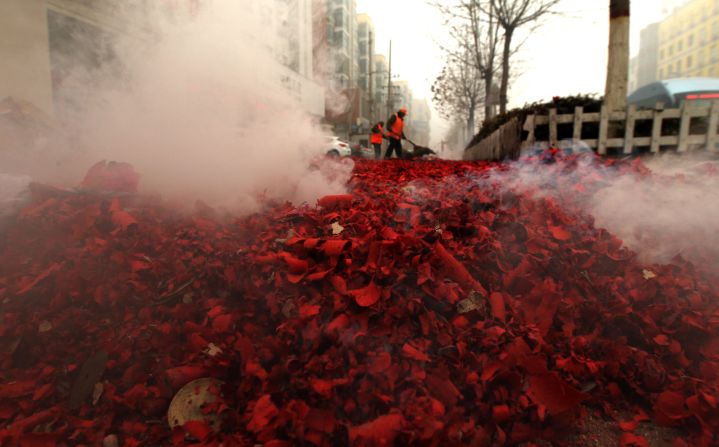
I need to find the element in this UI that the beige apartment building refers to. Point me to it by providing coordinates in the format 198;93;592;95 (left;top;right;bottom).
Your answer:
657;0;719;79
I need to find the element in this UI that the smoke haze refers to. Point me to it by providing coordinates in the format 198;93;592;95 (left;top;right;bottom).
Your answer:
489;152;719;272
1;0;349;211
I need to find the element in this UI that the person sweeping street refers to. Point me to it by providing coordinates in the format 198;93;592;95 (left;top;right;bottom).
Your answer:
384;108;407;159
370;121;385;160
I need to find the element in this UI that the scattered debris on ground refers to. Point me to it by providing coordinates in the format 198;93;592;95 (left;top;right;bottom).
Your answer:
0;157;717;446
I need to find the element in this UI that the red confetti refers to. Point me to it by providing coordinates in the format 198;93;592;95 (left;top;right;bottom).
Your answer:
350;282;381;307
489;291;506;323
247;395;279;433
619;432;650;447
527;372;586;414
548;225;572;241
402;343;431;362
349;413;404;444
0;157;717;446
317;194;353;210
183;420;211;441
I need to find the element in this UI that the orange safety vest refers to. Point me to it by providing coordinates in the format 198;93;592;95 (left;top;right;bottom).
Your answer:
387;114;404;140
370;124;384;144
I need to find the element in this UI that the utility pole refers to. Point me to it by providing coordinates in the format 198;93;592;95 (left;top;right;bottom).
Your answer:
386;40;393;120
346;60;353;141
368;31;374;124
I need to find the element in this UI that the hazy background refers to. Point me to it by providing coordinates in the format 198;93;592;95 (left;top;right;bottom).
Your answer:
0;1;353;211
357;0;664;146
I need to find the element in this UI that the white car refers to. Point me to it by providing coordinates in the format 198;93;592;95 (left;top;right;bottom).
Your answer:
325;136;352;157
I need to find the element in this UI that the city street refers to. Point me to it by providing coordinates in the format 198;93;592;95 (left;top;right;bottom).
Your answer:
1;0;719;446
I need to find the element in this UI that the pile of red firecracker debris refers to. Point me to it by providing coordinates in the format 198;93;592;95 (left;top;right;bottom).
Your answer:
1;157;718;447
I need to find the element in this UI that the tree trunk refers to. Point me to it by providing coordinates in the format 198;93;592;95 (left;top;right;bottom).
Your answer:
499;27;513;115
467;104;476;139
604;0;630;111
484;77;493;121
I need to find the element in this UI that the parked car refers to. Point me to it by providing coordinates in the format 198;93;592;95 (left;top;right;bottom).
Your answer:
324;136;352;157
627;77;719;109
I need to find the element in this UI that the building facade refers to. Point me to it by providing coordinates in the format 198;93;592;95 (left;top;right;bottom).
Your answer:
326;0;358;90
1;0;325;119
372;54;389;122
657;0;719;79
356;14;374;125
356;14;374;93
628;56;639;93
312;0;362;137
273;0;315;80
661;0;691;16
636;23;660;88
408;98;431;147
391;80;412;117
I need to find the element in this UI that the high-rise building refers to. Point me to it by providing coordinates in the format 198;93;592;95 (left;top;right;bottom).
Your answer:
628;56;640;93
636;23;660;88
356;14;374;93
1;0;325;118
657;0;719;79
661;0;691;16
324;0;358;90
356;14;374;125
274;0;315;80
311;0;364;137
372;54;389;121
408;98;431;147
391;80;412;116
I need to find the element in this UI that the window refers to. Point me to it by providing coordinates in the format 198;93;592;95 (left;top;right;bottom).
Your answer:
659;68;664;78
678;40;683;51
688;34;694;46
333;30;345;49
332;9;344;28
669;44;674;56
660;49;665;60
687;55;693;68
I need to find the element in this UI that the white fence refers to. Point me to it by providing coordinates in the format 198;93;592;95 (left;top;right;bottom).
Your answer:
523;100;719;155
464;117;522;161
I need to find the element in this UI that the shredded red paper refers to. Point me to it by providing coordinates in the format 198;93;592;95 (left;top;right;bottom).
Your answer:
0;157;717;446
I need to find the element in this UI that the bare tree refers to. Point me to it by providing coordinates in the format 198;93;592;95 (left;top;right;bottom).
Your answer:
604;0;630;111
433;0;502;121
488;0;561;114
432;51;484;138
465;1;501;120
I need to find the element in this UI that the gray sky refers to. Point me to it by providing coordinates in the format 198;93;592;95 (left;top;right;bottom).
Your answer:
356;0;664;146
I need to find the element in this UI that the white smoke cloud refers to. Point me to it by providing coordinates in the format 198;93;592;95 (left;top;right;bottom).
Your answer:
487;150;719;271
1;0;349;211
590;155;719;266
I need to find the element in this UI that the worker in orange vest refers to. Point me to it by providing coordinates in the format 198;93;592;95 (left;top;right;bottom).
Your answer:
370;121;385;159
385;108;407;159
